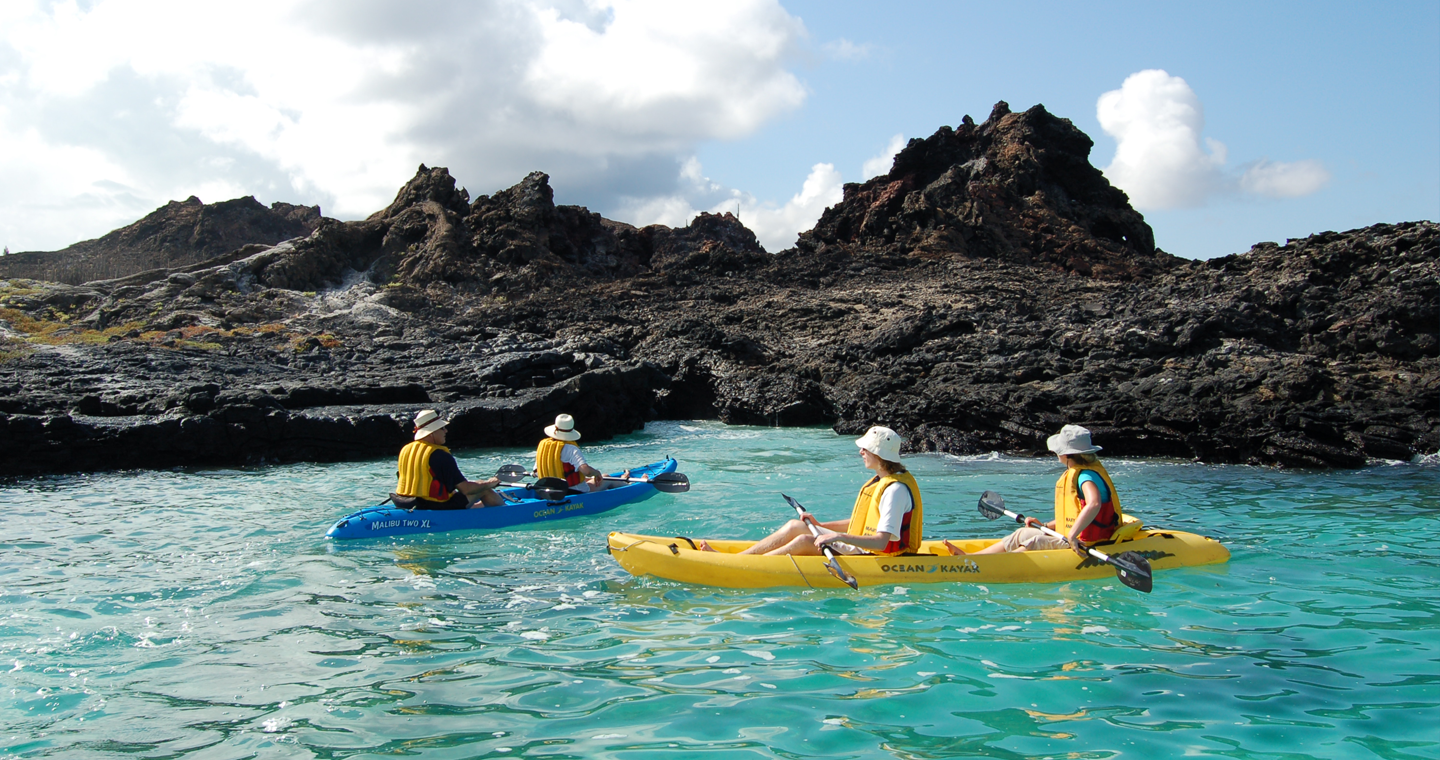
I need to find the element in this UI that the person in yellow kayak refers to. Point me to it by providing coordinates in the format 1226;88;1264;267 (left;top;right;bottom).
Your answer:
393;410;504;509
535;413;626;493
701;426;923;556
947;424;1121;558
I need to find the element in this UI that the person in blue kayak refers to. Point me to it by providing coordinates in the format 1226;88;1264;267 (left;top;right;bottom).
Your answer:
700;426;924;556
393;410;504;509
535;413;624;493
946;424;1121;558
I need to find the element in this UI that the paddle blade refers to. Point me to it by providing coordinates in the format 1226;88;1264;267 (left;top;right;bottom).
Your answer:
1110;551;1154;593
977;490;1008;520
649;472;690;493
496;464;529;483
534;487;570;503
533;477;570;492
824;555;859;589
781;493;806;515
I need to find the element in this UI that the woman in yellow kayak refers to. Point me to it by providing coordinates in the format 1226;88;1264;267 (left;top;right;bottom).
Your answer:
948;424;1121;558
700;426;923;556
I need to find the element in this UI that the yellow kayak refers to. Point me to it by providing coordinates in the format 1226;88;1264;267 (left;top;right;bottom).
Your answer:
606;524;1229;589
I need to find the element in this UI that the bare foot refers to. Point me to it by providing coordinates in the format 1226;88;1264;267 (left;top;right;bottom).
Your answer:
696;539;716;552
942;540;967;556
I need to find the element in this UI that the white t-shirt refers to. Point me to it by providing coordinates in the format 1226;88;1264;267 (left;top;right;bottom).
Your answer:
559;443;588;470
823;482;913;555
872;481;912;539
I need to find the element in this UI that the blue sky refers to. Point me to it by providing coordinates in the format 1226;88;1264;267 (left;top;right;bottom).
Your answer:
1;0;1436;259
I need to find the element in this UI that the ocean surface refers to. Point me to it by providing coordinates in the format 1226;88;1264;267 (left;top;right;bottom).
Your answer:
2;421;1437;759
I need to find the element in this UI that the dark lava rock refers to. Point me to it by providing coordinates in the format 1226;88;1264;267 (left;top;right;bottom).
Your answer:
800;102;1170;279
0;196;322;285
0;102;1434;477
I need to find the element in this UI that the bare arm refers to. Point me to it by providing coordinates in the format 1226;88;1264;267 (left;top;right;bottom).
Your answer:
1066;480;1104;556
816;530;896;552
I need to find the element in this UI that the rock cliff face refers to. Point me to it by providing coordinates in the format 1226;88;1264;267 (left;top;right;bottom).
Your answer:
0;103;1434;476
0;196;322;284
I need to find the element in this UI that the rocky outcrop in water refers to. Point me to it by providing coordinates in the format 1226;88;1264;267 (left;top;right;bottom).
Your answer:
0;103;1434;477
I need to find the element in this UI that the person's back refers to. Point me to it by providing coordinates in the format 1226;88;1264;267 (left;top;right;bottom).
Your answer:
395;409;503;510
535;414;609;493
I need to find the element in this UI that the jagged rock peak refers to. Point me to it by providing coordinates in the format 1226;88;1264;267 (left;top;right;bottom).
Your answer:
798;101;1170;279
371;164;472;221
684;212;765;253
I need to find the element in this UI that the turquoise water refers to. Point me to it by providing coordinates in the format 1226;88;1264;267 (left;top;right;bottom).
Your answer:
2;421;1437;759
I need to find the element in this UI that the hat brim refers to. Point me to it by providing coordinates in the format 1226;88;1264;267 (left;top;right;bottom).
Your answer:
1047;433;1101;455
856;437;902;461
545;425;581;441
415;419;448;440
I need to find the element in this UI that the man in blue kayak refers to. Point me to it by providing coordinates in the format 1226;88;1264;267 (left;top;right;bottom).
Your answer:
393;410;504;509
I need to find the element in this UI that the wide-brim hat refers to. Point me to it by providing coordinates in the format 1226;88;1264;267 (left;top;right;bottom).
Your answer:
1047;424;1102;455
413;409;448;441
545;413;582;441
856;426;903;461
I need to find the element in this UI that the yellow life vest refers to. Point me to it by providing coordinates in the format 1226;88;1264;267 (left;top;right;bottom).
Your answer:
1054;461;1122;542
845;471;924;556
396;441;453;502
536;437;583;486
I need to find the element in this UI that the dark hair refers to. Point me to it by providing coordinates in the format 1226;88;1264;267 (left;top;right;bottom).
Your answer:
1066;453;1099;465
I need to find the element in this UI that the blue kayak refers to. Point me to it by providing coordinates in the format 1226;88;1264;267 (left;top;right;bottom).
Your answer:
325;458;680;539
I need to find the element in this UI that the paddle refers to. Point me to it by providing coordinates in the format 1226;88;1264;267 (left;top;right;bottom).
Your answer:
781;494;859;589
976;490;1153;593
496;464;530;482
604;472;690;493
495;464;691;493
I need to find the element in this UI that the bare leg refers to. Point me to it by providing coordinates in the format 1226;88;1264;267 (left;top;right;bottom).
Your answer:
764;534;826;556
942;540;966;556
738;519;812;555
470;487;504;508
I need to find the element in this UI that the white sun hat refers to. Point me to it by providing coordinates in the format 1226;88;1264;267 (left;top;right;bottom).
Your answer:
413;409;448;440
855;426;903;461
544;413;582;442
1047;424;1102;455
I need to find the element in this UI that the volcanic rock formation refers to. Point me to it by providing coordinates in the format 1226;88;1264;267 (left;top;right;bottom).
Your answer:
0;102;1434;477
0;196;322;285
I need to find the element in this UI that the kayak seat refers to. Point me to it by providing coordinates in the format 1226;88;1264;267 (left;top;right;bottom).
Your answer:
1107;514;1144;543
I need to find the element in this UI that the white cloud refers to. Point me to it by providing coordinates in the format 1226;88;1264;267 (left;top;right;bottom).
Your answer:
613;158;843;252
0;0;810;251
862;133;905;180
1097;69;1225;208
1239;158;1331;198
1097;69;1329;209
822;38;873;61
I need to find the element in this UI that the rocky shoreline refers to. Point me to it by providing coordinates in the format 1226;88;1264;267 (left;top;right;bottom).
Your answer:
1;103;1435;477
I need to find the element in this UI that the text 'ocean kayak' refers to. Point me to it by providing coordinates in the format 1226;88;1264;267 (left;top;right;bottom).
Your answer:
327;458;679;539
